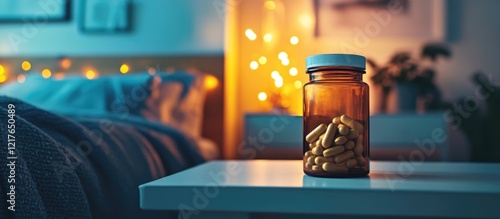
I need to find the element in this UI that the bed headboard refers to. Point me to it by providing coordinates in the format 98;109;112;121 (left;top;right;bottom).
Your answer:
0;55;224;154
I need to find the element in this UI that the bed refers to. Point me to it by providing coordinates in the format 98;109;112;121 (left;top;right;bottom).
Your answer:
0;56;224;218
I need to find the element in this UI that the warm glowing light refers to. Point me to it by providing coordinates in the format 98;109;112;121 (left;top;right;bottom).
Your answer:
21;61;31;71
271;71;280;79
263;33;272;43
86;70;96;80
281;59;290;66
274;79;284;88
120;64;130;74
258;56;267;65
204;74;219;90
289;67;298;76
258;92;267;101
147;67;156;75
264;0;276;10
60;58;72;69
278;52;288;60
294;80;302;89
17;74;26;83
0;65;4;74
290;36;299;45
0;75;6;83
250;61;259;70
42;69;52;78
300;14;313;28
54;73;64;80
245;29;257;41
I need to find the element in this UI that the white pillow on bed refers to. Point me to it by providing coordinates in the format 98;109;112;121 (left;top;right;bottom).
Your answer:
0;72;206;138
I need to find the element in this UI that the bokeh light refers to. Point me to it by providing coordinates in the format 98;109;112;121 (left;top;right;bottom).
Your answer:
250;61;259;70
21;61;31;71
289;67;298;76
120;64;130;74
294;80;302;89
204;74;219;90
258;92;267;101
278;52;288;60
263;33;273;43
42;69;52;78
259;56;267;65
245;29;257;41
17;74;26;83
271;71;280;79
264;1;276;10
86;70;96;80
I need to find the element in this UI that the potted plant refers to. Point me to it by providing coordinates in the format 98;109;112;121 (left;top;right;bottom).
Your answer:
368;43;451;113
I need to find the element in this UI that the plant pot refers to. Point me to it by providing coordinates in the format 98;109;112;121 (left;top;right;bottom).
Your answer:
386;82;418;113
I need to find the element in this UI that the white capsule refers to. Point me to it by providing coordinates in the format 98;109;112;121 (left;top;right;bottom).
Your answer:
307;156;316;165
344;140;355;150
332;117;342;124
334;136;347;145
323;146;345;157
305;124;327;143
312;146;324;156
340;114;364;133
322;162;348;173
335;150;354;164
312;165;324;172
347;129;359;140
346;159;358;168
315;156;334;165
338;124;349;135
354;144;364;155
321;123;338;148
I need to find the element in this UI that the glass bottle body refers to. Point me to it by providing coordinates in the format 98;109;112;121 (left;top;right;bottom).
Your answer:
303;67;369;177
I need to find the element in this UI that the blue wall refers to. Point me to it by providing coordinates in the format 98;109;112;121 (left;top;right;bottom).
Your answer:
0;0;225;56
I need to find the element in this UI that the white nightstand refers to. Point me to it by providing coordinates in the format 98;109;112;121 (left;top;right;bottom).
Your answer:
140;160;500;219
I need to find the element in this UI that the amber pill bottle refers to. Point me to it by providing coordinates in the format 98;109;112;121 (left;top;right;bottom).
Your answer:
303;54;369;178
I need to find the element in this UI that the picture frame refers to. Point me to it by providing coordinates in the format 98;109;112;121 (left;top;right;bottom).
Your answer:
0;0;71;22
80;0;132;33
314;0;446;40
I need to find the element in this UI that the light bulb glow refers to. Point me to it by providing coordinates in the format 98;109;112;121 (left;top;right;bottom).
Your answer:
263;33;272;43
294;80;302;89
281;59;290;66
274;79;283;88
0;75;6;83
271;71;280;79
21;61;31;71
86;70;96;80
42;69;52;78
204;75;219;90
290;36;299;45
278;52;288;60
264;1;276;10
17;74;26;83
258;92;267;101
245;29;257;41
289;67;298;76
258;56;267;65
250;61;259;70
120;64;130;74
0;65;4;75
60;58;72;69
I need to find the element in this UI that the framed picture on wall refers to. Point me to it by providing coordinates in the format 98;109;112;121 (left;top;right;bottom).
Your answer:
314;0;445;40
80;0;132;33
0;0;70;22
